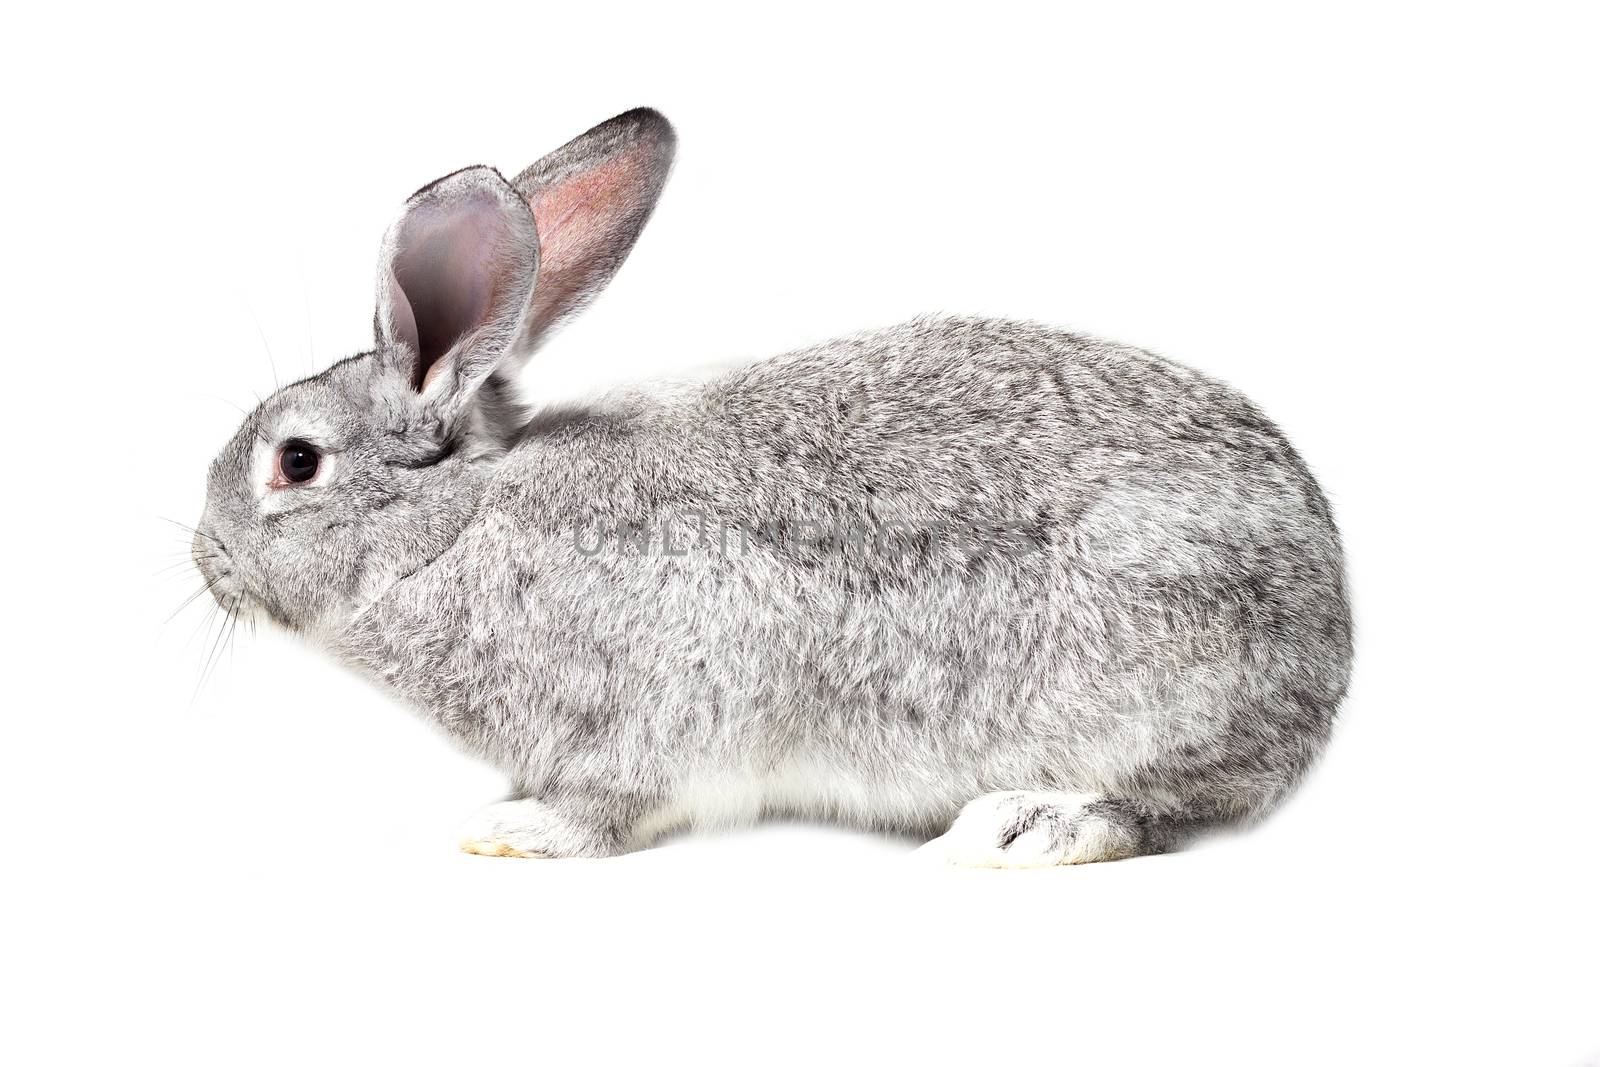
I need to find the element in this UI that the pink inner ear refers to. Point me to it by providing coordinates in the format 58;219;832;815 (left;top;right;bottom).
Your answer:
524;150;649;336
391;197;509;390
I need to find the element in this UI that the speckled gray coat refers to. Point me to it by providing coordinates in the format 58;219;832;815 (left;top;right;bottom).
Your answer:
196;109;1351;866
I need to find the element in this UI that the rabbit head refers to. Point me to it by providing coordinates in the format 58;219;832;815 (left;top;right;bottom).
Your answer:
192;108;675;638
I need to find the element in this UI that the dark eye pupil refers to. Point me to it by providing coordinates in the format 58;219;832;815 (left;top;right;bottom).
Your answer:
281;445;319;483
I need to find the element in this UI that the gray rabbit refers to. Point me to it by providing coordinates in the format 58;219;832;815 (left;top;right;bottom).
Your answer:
193;108;1351;866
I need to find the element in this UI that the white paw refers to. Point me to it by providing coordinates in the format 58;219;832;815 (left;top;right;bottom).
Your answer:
916;791;1142;869
457;799;555;859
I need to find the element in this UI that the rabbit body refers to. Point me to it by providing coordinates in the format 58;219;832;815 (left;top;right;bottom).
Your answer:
197;110;1349;865
335;316;1351;859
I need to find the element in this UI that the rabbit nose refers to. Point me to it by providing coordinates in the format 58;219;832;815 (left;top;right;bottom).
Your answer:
192;527;228;571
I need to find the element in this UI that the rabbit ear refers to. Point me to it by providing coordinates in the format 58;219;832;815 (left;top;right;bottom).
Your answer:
375;166;539;400
509;107;676;354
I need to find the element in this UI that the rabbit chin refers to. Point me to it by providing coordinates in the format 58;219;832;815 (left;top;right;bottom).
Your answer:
217;579;310;636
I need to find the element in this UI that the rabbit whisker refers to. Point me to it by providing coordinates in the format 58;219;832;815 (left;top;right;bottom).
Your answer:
161;517;219;544
241;295;281;391
195;595;240;698
157;555;214;577
187;597;222;654
168;573;224;622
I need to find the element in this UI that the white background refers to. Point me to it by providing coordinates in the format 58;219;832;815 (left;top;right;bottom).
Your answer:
5;2;1597;1063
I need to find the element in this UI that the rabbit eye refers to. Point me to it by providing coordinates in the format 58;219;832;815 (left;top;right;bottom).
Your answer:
277;442;321;484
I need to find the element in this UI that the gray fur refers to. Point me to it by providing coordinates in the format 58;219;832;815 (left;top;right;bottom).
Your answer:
195;108;1351;863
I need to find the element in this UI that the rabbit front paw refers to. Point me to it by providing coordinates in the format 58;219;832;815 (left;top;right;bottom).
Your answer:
917;790;1148;868
457;798;617;859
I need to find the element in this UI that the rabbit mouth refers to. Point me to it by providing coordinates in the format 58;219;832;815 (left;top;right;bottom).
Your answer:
191;533;286;628
196;561;253;617
210;574;292;630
